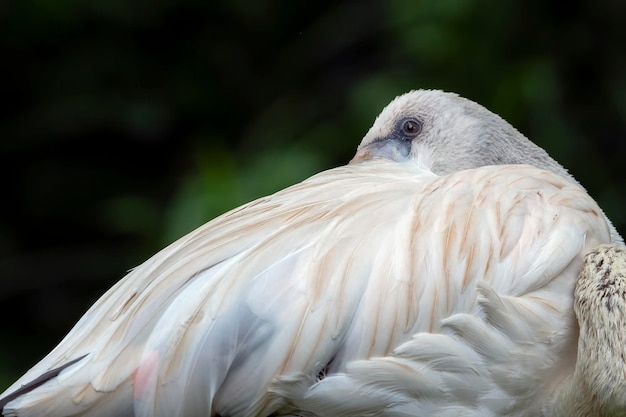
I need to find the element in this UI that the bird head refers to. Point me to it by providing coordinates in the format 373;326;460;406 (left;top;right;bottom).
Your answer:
351;89;566;177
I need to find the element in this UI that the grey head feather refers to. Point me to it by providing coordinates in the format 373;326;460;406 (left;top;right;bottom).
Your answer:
352;89;623;244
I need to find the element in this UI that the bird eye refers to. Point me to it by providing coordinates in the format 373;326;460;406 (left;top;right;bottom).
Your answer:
400;118;422;138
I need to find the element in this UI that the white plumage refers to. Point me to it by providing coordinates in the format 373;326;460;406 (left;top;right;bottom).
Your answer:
1;90;621;416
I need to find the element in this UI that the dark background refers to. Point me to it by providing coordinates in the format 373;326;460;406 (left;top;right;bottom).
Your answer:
1;0;626;388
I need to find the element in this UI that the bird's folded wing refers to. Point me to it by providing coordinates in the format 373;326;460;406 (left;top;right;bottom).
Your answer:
270;279;579;416
1;161;611;417
268;166;610;417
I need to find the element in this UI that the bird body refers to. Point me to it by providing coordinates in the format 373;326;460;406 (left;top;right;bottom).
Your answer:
1;89;621;416
1;161;612;416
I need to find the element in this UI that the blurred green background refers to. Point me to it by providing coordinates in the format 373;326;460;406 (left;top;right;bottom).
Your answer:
1;0;626;389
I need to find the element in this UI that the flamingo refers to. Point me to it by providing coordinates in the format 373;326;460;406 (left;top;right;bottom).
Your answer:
1;90;622;416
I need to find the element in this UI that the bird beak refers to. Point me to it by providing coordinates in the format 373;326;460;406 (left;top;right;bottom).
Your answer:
350;136;411;164
350;145;377;163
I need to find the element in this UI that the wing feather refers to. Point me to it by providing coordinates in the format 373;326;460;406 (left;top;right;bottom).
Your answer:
2;161;611;417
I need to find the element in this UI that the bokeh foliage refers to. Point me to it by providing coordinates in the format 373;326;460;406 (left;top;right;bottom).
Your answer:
1;0;625;388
